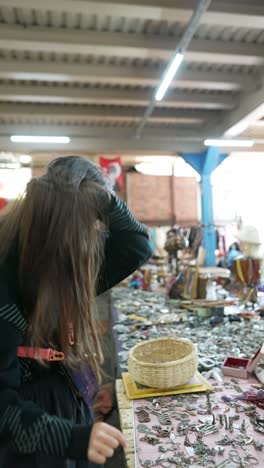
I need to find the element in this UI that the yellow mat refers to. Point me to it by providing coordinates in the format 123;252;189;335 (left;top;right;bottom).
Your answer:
122;371;213;400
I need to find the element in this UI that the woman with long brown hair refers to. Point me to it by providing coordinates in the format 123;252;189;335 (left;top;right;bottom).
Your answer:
0;156;152;467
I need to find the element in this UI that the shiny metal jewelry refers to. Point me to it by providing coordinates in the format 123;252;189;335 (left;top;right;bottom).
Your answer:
253;439;263;451
206;392;212;415
216;435;232;446
215;460;233;468
169;432;177;444
229;417;234;433
158;445;180;454
224;415;228;430
137;424;150;434
184;434;192;447
157;413;172;426
215;446;225;456
137;409;151;423
240;419;246;434
139;434;160;446
229;449;258;466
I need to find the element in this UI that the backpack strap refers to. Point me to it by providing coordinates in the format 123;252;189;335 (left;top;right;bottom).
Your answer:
17;346;64;361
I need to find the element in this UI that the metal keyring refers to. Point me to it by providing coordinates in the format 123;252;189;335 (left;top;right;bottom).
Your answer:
243;437;253;445
229;449;241;464
229;449;259;467
244;455;259;466
159;462;172;468
229;449;240;457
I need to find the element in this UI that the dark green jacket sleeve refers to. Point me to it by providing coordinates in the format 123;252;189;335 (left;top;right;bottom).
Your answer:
97;195;153;294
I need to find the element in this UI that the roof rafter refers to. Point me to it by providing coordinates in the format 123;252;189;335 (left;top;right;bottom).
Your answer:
0;0;263;30
0;59;258;92
0;82;238;110
208;79;264;137
0;103;216;124
0;25;263;66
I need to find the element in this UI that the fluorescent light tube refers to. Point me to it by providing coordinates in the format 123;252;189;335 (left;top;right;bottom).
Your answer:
11;136;70;144
135;162;173;176
204;139;254;147
19;155;32;164
155;52;184;101
225;103;264;137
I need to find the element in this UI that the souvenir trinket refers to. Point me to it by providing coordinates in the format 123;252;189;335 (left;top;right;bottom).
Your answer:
253;440;263;451
137;409;150;423
158;413;172;426
152;425;170;438
184;434;192;447
139;434;160;446
169;432;177;444
137;424;150;433
216;435;232;446
229;449;258;466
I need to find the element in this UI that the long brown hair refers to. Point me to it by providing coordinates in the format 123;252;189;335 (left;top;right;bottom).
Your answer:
0;156;111;380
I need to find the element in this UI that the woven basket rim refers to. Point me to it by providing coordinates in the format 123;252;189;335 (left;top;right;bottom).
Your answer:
128;337;196;368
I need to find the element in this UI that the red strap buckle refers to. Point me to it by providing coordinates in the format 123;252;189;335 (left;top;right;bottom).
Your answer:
17;346;64;361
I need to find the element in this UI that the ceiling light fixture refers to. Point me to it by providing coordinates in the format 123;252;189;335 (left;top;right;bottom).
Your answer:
225;103;264;137
11;136;70;144
135;162;174;176
19;155;32;164
155;52;184;101
204;139;254;148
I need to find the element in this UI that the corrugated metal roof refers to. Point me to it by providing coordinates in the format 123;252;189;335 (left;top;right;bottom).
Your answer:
0;0;263;150
1;6;264;45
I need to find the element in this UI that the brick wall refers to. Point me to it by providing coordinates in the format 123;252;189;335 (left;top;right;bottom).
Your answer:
173;177;199;225
126;172;199;226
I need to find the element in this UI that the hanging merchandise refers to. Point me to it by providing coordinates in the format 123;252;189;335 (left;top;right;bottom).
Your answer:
99;156;124;192
234;258;261;287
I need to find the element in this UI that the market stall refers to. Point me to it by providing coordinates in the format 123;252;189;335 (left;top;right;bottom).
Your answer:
112;288;264;468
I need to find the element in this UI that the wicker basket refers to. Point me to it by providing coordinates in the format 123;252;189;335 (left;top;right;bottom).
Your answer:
128;337;198;389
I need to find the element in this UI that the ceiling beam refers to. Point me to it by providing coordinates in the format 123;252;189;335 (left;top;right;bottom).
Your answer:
0;103;214;124
0;83;237;110
0;123;203;139
208;78;264;136
1;134;264;154
0;0;263;30
0;59;258;91
0;135;201;153
0;25;263;66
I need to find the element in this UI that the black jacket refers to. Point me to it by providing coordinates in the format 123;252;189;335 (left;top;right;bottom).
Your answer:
0;196;152;460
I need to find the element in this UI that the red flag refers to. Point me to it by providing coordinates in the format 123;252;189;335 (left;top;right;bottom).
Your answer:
0;197;7;211
99;156;124;192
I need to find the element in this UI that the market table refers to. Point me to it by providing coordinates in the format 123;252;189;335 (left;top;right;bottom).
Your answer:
116;377;264;468
116;378;135;468
113;288;264;467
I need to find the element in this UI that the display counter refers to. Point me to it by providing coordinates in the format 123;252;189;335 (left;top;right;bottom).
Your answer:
112;288;264;467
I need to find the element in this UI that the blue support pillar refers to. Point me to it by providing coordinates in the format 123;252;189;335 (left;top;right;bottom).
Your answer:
201;173;215;266
181;148;228;267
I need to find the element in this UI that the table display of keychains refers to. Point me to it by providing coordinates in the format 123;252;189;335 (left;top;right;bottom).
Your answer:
133;380;263;468
113;288;264;467
112;288;264;378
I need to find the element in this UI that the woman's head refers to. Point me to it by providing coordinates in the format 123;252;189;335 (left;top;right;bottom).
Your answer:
0;156;112;379
47;155;113;192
